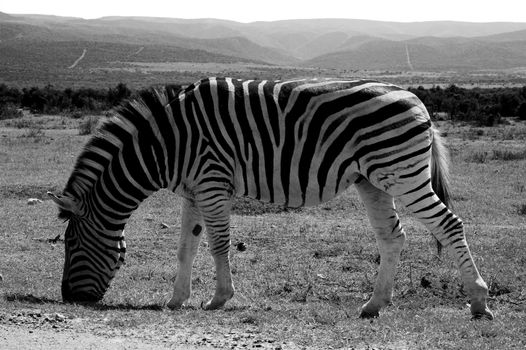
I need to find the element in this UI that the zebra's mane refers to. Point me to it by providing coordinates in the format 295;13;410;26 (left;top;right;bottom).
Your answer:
61;84;184;209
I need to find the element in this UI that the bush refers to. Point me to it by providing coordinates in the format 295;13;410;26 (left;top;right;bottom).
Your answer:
492;149;526;161
465;150;488;163
409;85;526;126
518;103;526;121
0;103;23;120
14;83;134;114
465;149;526;163
11;119;34;129
21;127;44;139
69;111;85;119
516;203;526;216
78;116;99;135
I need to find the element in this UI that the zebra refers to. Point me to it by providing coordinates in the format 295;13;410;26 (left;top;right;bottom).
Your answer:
48;77;493;319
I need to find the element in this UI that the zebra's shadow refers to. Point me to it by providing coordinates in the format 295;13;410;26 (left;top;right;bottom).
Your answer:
4;292;60;305
4;292;163;311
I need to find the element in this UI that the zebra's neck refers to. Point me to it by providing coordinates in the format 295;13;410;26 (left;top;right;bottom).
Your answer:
63;88;183;228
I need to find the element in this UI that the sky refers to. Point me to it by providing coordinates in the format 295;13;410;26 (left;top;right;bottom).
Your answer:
2;0;525;23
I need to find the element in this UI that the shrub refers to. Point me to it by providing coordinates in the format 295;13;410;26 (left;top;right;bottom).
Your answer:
464;150;488;163
22;127;44;138
479;113;502;127
78;116;99;135
512;183;525;193
465;149;526;163
518;103;526;121
69;111;85;119
0;103;23;120
12;119;34;129
492;149;526;161
409;85;526;125
516;204;526;216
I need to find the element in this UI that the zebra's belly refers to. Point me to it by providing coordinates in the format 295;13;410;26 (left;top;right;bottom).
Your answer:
239;170;362;208
301;171;362;207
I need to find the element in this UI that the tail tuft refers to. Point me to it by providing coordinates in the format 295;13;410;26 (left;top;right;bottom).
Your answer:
430;125;452;256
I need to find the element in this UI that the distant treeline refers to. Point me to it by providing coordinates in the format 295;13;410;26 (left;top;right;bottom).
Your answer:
0;83;133;117
408;85;526;125
1;83;526;125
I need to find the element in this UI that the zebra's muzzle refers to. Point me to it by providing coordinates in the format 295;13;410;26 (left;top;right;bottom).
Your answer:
61;281;102;303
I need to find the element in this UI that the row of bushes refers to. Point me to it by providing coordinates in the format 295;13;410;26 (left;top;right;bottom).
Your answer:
408;85;526;126
1;83;526;125
0;83;133;119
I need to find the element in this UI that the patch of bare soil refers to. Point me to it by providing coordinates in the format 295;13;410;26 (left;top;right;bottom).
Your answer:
0;324;180;350
0;309;290;349
0;310;171;349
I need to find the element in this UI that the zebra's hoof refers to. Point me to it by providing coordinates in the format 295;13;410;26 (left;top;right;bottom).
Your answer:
359;310;380;319
471;311;494;321
201;300;219;310
167;299;185;310
201;297;228;310
470;303;494;320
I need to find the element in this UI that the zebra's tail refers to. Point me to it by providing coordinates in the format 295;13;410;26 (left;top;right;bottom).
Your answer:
430;125;452;256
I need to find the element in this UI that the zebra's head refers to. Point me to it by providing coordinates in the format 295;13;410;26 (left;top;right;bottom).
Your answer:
48;192;126;304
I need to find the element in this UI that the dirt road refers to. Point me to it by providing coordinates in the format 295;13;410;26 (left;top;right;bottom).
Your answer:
0;309;290;349
0;324;182;350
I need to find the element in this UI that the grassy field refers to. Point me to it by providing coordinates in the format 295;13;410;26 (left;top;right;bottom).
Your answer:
0;114;525;349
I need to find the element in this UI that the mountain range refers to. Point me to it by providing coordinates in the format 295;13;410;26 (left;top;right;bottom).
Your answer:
1;12;526;81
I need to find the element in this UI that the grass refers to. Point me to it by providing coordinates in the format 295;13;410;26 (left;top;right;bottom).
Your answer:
1;116;525;349
465;148;526;163
78;115;101;135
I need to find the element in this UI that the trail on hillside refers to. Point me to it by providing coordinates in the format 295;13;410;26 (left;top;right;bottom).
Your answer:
405;44;414;71
68;49;87;69
132;46;145;56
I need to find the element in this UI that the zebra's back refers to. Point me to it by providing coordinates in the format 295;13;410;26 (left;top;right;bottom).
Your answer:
183;78;432;207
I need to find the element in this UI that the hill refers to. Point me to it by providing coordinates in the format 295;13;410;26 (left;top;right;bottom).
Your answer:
303;35;526;71
0;15;295;64
1;14;526;87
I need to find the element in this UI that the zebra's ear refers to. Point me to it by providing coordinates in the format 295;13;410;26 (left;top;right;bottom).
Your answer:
47;192;77;220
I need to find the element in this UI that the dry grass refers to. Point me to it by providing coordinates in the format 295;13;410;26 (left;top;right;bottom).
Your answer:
78;115;101;135
1;117;525;349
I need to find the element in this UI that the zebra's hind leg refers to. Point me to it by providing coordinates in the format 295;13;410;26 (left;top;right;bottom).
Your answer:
167;198;204;309
393;180;493;319
355;177;406;318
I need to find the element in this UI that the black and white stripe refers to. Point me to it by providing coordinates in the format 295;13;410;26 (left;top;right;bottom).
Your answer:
51;77;492;319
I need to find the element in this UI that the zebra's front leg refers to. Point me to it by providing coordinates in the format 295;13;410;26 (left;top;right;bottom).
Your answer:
202;246;234;310
356;178;406;318
198;191;235;310
167;198;204;309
